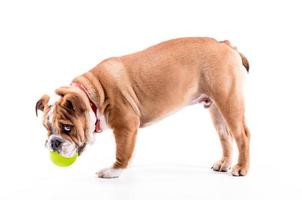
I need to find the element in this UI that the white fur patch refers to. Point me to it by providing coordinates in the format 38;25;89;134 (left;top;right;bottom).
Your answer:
96;167;124;178
98;111;108;130
86;111;108;144
87;110;97;144
48;104;55;126
47;94;61;125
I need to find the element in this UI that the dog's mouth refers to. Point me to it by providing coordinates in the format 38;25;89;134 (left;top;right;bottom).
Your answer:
46;135;79;158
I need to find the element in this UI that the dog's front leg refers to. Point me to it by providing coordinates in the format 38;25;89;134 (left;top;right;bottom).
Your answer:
97;115;139;178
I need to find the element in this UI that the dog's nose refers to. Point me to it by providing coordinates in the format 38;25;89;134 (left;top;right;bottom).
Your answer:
50;139;62;151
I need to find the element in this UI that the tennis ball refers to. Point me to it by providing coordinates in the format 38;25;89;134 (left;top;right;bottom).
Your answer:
49;151;78;167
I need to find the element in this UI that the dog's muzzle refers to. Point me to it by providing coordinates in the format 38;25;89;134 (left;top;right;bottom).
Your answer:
46;135;77;158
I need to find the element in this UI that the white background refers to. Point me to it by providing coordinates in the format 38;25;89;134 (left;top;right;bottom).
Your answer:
1;0;302;199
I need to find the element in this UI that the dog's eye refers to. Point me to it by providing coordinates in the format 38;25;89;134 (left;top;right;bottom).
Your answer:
62;124;72;133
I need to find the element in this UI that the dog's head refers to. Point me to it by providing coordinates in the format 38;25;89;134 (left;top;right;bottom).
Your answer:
36;86;97;157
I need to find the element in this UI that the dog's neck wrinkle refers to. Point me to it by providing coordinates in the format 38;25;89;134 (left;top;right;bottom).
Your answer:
73;73;101;108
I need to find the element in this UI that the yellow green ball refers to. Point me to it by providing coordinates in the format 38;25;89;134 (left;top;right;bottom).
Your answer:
49;151;78;167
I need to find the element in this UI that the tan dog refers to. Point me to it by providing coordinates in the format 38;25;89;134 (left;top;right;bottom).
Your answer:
36;37;250;178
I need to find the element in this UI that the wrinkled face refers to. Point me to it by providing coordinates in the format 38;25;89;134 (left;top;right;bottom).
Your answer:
36;86;96;157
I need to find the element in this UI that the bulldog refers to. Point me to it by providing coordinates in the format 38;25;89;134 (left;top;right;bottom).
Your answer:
36;37;250;178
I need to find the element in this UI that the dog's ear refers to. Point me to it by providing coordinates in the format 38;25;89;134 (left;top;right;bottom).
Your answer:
35;95;50;117
56;87;86;113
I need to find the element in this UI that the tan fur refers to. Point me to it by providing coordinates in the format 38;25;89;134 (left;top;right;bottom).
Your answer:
37;37;250;177
220;40;249;72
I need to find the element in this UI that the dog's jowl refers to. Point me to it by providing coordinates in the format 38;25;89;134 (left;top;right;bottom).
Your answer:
36;37;250;178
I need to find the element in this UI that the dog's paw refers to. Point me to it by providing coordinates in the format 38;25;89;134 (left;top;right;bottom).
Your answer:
96;167;124;178
231;164;248;176
211;159;231;172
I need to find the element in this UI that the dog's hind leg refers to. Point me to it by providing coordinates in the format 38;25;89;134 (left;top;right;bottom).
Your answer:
209;103;233;172
213;90;250;176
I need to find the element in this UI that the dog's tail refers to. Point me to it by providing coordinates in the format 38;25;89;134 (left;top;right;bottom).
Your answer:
220;40;249;73
238;52;249;72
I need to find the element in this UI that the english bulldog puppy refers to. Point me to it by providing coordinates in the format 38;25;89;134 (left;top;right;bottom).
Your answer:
36;37;250;178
